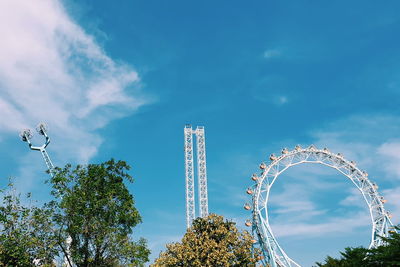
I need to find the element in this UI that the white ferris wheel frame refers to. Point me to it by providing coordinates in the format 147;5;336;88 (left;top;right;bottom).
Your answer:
248;145;395;267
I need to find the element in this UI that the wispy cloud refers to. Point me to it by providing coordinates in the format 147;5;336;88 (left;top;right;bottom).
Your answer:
339;188;367;209
0;0;150;164
377;142;400;179
269;183;327;220
310;114;400;224
275;95;288;105
260;178;372;238
251;74;291;106
382;187;400;225
252;93;289;106
263;49;281;59
272;211;370;238
311;115;400;180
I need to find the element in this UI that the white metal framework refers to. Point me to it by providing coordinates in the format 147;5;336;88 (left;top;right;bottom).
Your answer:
20;123;55;177
184;125;209;228
195;126;209;219
245;145;396;267
184;125;196;229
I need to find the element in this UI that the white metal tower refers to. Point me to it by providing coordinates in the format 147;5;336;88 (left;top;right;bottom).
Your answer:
195;126;208;219
184;125;195;229
184;125;209;228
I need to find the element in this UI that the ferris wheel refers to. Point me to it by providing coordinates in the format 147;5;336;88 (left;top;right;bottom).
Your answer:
244;145;396;267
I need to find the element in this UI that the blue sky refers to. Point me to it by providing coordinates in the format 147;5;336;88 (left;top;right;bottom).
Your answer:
0;1;400;266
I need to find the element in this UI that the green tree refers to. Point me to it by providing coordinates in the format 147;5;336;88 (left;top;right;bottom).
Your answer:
315;256;342;267
50;159;150;267
315;226;400;267
368;226;400;266
151;214;259;267
0;182;58;267
315;247;369;267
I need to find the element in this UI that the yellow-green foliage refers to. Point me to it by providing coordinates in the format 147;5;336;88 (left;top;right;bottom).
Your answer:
152;214;259;267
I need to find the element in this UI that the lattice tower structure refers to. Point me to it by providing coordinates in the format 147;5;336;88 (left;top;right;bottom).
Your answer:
184;125;209;229
184;125;195;229
195;126;209;219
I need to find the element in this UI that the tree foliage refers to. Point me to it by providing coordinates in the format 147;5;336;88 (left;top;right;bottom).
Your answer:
50;159;150;267
368;226;400;266
152;214;259;267
0;160;149;266
315;226;400;267
0;182;58;267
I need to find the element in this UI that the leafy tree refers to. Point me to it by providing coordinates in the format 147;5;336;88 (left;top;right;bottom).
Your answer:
315;256;342;267
315;247;369;267
315;226;400;267
0;182;58;267
368;226;400;266
151;214;259;267
50;159;150;267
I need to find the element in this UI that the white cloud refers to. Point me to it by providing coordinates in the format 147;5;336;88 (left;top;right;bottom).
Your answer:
339;188;367;209
272;211;370;238
0;0;149;163
268;182;382;238
311;115;400;179
263;167;375;238
269;183;326;219
262;178;371;238
310;114;400;224
377;142;400;179
272;95;288;105
263;49;281;59
382;187;400;225
253;94;289;106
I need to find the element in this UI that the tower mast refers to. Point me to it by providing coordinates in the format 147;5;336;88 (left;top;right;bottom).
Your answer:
184;125;195;229
184;125;209;228
195;126;208;218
